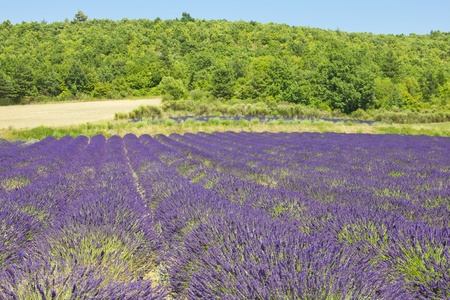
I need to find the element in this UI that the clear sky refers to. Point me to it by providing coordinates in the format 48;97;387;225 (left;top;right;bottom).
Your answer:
1;0;449;35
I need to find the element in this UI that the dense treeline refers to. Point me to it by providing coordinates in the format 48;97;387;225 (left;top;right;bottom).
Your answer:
1;15;450;114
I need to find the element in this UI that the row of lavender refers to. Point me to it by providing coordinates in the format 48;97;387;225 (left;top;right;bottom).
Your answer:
0;135;165;298
130;115;376;125
1;132;449;299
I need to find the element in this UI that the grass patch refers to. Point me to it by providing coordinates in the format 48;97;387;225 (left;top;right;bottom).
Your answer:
1;120;449;141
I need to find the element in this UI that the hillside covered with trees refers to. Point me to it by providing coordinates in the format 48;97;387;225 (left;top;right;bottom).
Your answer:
1;13;450;114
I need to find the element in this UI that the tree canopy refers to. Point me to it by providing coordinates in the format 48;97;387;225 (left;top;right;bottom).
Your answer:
74;10;88;22
0;16;449;113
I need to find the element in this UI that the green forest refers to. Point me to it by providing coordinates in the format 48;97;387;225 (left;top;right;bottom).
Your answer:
1;13;450;115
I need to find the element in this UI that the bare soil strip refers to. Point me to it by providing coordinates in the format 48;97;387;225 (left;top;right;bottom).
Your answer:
0;99;161;129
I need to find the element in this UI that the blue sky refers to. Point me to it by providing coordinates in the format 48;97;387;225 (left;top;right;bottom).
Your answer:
1;0;449;35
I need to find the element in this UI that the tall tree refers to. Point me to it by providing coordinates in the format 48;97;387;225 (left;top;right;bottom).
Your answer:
317;52;375;113
210;65;234;100
37;70;62;97
74;10;88;22
181;12;194;22
65;61;90;94
0;73;17;106
380;50;402;81
11;63;35;99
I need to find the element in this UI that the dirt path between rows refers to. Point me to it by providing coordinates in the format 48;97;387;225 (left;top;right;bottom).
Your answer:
0;99;161;129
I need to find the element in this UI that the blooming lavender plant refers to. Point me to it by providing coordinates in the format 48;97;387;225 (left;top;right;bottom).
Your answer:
0;132;448;299
130;116;376;125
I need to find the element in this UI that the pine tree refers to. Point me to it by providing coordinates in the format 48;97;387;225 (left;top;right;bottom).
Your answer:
211;66;234;100
74;10;88;22
0;73;16;106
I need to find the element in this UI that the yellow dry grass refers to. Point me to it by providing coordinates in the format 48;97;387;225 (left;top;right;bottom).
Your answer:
0;98;161;129
104;121;450;137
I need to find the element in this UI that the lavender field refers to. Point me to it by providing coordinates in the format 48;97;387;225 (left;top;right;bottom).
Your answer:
0;132;449;299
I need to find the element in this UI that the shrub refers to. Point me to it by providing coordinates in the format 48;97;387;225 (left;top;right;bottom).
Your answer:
194;103;210;115
114;112;128;120
220;119;231;126
227;106;238;116
211;111;223;117
350;108;371;120
317;119;325;125
248;104;270;116
195;120;206;126
369;109;450;124
208;117;220;125
161;94;174;101
185;118;195;125
250;118;260;125
127;105;163;119
217;104;230;114
136;121;146;128
237;119;250;127
332;109;345;118
276;105;292;117
190;89;213;101
165;119;175;126
158;76;187;100
168;100;191;111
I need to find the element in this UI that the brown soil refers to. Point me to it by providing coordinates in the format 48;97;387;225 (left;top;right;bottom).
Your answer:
0;99;161;129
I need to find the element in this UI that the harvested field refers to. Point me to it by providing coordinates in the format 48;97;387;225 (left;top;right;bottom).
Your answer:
0;99;161;129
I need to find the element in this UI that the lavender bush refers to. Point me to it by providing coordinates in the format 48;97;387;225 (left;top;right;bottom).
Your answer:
0;132;448;299
130;116;376;125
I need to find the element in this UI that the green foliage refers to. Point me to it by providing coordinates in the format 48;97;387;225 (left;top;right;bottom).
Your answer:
3;118;449;140
11;63;35;100
237;119;250;127
210;65;234;100
208;117;221;125
378;49;402;80
65;61;90;94
163;99;336;119
0;72;18;106
128;105;163;119
92;82;113;98
158;76;187;100
0;17;449;115
181;12;195;22
350;108;371;120
165;118;175;126
374;77;401;108
300;120;312;125
185;117;195;125
316;51;375;114
250;118;260;124
74;10;88;22
36;70;62;97
114;112;128;120
369;109;450;124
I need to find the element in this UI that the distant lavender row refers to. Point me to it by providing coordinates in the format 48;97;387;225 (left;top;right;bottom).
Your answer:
130;115;376;125
1;132;449;299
